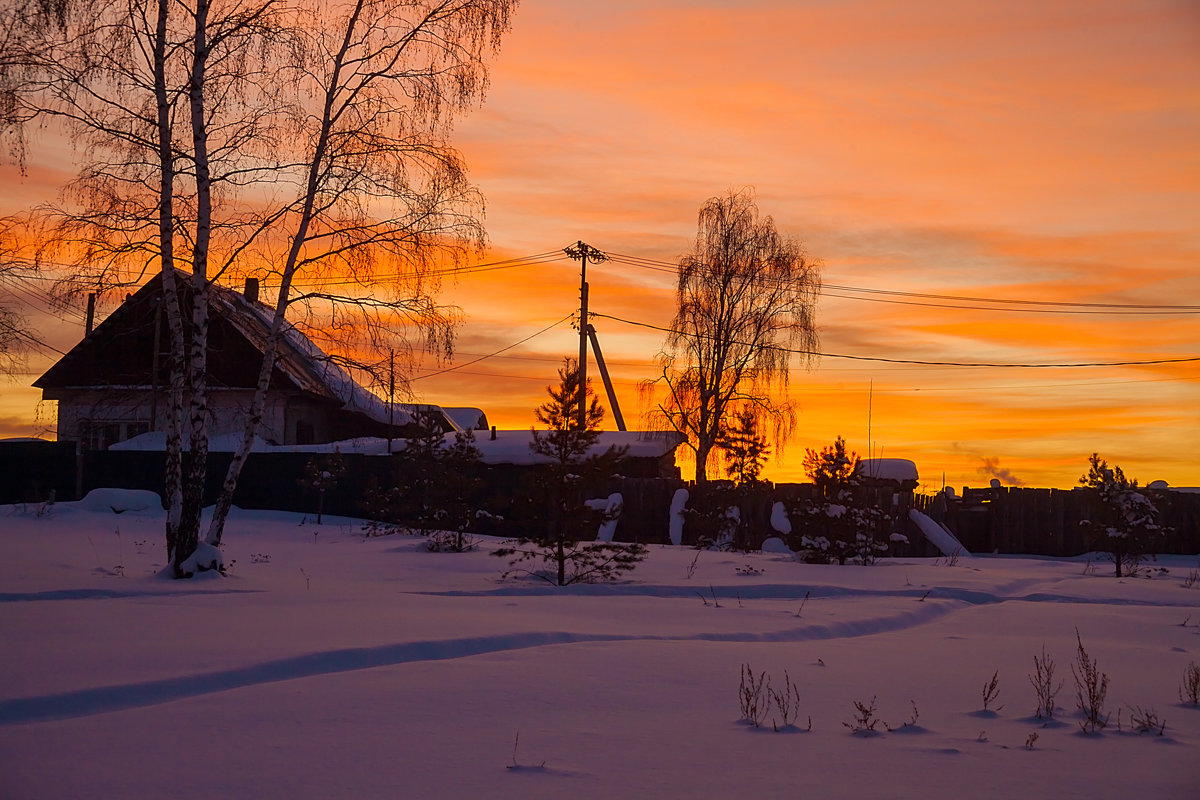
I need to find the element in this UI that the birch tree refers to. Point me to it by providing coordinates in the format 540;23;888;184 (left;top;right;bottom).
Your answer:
642;189;821;483
2;0;515;573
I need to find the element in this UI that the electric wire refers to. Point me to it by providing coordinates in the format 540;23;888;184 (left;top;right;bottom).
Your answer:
604;252;1200;315
409;313;574;382
590;312;1200;369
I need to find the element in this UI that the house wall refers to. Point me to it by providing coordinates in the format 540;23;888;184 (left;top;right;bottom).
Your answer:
49;389;301;447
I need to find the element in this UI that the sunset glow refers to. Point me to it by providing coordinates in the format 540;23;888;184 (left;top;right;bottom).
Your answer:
2;0;1197;490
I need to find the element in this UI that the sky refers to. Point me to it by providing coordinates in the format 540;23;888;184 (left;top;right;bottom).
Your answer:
2;0;1199;490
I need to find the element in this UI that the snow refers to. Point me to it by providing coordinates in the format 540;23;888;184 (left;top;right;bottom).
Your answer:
78;488;163;513
3;499;1200;799
111;429;682;463
910;509;972;558
770;501;792;535
760;536;791;554
586;493;623;542
860;458;919;483
669;488;688;546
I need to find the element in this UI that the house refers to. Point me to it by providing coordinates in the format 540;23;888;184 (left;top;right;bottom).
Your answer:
33;271;464;449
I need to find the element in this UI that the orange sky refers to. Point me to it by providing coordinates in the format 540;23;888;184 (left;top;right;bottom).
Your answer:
2;0;1198;491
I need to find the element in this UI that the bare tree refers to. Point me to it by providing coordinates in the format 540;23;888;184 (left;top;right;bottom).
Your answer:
204;0;513;547
2;0;515;574
641;189;821;483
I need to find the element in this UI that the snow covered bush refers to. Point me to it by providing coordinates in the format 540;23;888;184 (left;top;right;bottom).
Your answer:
1072;629;1109;734
843;696;882;735
298;451;346;526
680;482;746;551
795;437;892;565
1029;644;1063;720
738;664;768;727
1078;453;1163;578
361;410;485;549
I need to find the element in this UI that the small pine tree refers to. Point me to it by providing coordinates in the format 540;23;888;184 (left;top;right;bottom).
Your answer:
797;436;890;565
530;357;604;463
362;408;485;549
298;450;346;525
495;357;644;585
802;436;858;501
718;407;770;485
1079;453;1162;578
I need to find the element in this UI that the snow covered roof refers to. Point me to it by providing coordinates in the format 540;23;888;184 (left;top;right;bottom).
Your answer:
112;429;686;463
211;282;420;429
860;458;919;483
442;407;489;432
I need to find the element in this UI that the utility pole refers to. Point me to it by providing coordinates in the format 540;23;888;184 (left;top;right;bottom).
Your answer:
564;241;606;430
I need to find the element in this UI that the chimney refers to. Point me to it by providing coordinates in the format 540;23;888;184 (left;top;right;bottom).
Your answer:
244;277;260;304
85;293;96;336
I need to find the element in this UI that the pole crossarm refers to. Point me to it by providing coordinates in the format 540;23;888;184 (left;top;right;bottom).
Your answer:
564;241;607;430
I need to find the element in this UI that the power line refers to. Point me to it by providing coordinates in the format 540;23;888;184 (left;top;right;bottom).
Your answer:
410;314;574;382
591;312;1200;369
604;252;1200;315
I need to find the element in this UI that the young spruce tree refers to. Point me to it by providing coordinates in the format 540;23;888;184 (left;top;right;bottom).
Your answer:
494;358;646;585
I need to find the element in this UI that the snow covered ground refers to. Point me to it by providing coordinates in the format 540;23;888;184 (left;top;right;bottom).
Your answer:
2;499;1199;799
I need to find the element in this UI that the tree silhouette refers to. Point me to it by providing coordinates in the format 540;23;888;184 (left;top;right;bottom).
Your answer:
2;0;515;574
642;188;821;483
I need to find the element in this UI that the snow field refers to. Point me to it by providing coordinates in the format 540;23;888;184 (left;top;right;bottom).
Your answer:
1;502;1198;799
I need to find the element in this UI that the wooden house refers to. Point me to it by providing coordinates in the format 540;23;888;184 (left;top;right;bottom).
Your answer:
33;272;461;449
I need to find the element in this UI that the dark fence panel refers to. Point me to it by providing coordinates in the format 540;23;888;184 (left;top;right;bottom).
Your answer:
915;486;1199;556
0;441;77;504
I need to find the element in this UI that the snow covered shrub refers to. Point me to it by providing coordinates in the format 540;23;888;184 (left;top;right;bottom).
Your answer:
1126;706;1166;735
361;411;485;547
493;539;647;586
843;696;882;735
681;482;746;550
298;450;346;525
767;669;808;731
1029;644;1063;720
738;664;768;727
796;437;892;565
1078;453;1163;578
981;670;1002;712
1180;661;1200;706
1071;629;1109;733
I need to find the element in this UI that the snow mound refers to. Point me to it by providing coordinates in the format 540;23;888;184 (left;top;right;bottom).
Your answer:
669;488;688;546
770;501;792;535
908;509;970;558
586;493;624;542
761;537;792;554
179;542;225;576
78;488;163;513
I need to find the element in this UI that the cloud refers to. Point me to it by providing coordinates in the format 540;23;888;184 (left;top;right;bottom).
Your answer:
977;457;1025;487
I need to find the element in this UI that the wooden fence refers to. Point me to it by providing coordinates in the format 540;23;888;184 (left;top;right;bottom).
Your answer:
914;486;1200;557
4;441;1196;556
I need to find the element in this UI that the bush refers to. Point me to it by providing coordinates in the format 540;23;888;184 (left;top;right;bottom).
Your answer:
1029;644;1063;720
1071;629;1109;733
795;437;892;565
1079;453;1163;578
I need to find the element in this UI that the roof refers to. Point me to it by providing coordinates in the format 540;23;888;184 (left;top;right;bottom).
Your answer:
112;430;686;462
860;458;919;483
33;271;460;430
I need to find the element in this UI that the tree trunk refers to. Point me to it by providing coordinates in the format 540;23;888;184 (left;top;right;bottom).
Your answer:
173;0;214;575
153;0;186;572
205;0;363;547
694;443;712;484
